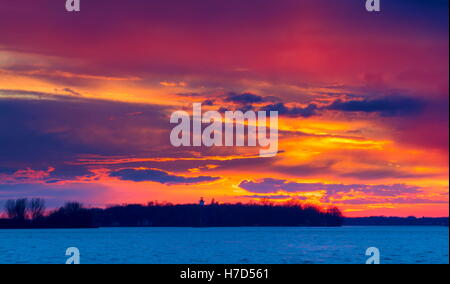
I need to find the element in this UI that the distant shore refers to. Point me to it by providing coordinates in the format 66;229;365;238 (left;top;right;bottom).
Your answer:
0;199;343;229
1;198;448;230
344;217;449;226
1;217;448;230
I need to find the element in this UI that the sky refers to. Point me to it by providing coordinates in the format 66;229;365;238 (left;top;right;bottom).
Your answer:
0;0;448;217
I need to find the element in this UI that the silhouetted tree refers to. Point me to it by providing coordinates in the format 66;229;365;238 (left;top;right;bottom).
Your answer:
63;202;84;213
5;199;28;220
1;199;345;228
326;206;344;226
29;198;46;220
46;202;94;228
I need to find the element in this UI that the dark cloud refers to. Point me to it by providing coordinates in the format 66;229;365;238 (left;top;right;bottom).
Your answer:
0;165;94;185
225;93;265;104
48;165;95;181
386;96;449;152
239;178;421;197
203;100;215;106
0;93;176;184
261;103;318;118
109;168;220;185
340;169;437;180
0;94;170;164
62;88;83;97
326;96;424;116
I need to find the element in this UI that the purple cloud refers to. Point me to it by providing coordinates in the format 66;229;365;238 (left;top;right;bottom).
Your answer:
110;168;220;185
239;178;421;197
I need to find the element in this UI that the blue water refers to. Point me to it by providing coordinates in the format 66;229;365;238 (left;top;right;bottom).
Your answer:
0;226;448;264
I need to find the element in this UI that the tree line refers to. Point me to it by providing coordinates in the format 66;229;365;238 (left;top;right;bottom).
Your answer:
0;198;94;229
0;198;344;228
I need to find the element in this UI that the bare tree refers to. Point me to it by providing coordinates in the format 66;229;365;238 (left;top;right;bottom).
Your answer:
29;198;46;220
63;202;84;214
327;206;343;218
5;200;16;219
4;199;28;220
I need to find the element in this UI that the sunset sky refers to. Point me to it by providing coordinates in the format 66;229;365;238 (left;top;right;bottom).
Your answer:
0;0;448;217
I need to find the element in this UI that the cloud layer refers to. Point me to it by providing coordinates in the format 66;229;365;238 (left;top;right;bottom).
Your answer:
110;168;219;185
0;0;447;216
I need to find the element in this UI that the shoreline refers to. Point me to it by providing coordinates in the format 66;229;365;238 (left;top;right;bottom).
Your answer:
1;224;448;230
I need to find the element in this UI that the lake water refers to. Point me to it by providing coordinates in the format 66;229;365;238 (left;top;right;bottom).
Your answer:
0;226;448;264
